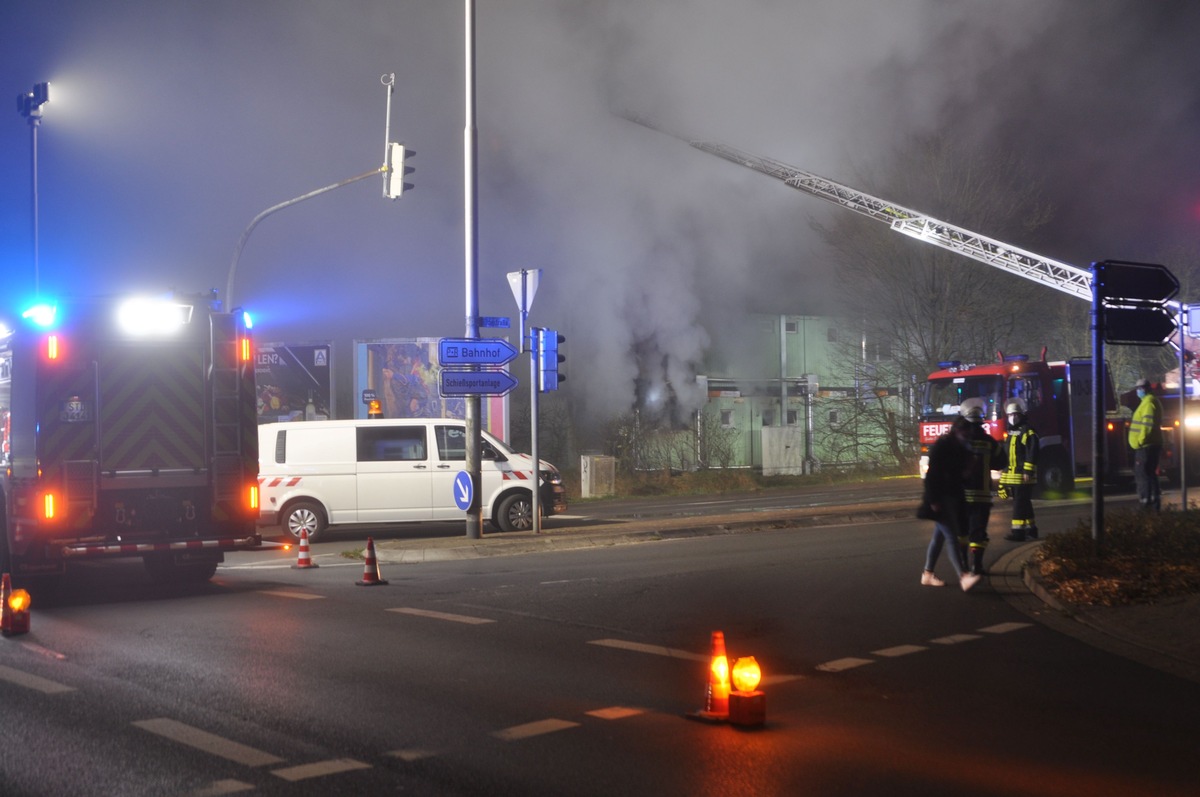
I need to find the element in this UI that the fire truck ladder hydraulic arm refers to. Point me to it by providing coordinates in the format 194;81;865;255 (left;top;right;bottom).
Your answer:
685;138;1094;301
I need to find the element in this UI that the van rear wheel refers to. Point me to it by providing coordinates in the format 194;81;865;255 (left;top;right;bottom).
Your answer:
495;493;535;532
284;501;327;543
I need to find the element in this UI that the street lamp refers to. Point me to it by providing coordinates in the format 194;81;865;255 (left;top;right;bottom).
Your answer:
17;81;51;295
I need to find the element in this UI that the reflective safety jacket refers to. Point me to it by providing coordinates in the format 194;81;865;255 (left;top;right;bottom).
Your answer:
1000;425;1039;486
1128;393;1164;450
964;424;1004;504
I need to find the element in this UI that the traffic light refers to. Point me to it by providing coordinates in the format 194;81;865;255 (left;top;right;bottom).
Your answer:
384;142;414;199
537;327;566;392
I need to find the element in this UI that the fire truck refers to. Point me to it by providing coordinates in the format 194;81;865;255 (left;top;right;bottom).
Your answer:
916;353;1130;493
0;292;262;583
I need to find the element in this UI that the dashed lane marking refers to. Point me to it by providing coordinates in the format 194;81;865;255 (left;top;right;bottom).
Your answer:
258;590;325;600
191;780;255;796
872;644;927;658
980;622;1034;634
132;718;284;767
930;633;982;645
387;748;440;762
586;706;645;720
492;718;580;741
816;657;874;673
18;641;67;660
387;607;496;625
271;758;371;782
587;638;708;661
0;663;75;694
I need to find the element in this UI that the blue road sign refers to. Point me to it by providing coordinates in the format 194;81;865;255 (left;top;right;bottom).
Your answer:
479;316;511;329
438;337;519;366
439;369;518;397
453;471;473;510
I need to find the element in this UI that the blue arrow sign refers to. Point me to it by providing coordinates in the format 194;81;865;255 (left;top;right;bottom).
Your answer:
438;337;519;366
453;471;473;510
439;369;518;397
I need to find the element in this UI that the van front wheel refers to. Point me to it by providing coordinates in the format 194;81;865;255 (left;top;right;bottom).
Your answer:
284;501;327;543
495;493;535;532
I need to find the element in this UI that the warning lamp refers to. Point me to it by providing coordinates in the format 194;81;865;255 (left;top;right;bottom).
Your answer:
728;656;766;728
239;336;252;362
1;573;31;636
367;399;383;419
248;484;259;511
45;334;60;360
42;491;56;519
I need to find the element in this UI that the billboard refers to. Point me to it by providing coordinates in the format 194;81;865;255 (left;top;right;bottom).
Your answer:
354;337;509;439
255;342;334;423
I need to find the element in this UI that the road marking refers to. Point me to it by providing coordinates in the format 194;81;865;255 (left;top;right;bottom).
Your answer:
930;633;981;645
0;663;75;693
132;718;284;766
272;758;371;782
816;657;874;673
980;622;1033;634
19;641;67;660
872;644;927;658
493;719;579;741
258;589;325;600
586;706;645;720
588;638;708;662
387;748;439;762
191;780;255;795
387;607;495;625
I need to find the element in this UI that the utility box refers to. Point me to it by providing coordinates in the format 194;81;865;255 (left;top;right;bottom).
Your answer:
580;455;616;498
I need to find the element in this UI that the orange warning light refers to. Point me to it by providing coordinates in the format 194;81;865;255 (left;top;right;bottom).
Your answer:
42;492;56;519
247;484;259;511
731;657;761;692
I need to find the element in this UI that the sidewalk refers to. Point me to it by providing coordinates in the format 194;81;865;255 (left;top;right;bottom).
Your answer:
370;498;1200;685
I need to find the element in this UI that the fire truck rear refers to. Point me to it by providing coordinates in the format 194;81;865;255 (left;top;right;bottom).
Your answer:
0;293;261;582
917;353;1130;494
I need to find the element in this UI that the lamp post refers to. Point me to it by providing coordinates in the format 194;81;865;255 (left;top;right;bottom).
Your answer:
17;82;51;296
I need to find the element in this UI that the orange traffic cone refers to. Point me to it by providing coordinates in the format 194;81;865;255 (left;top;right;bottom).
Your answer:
291;529;318;569
355;537;388;586
688;630;730;722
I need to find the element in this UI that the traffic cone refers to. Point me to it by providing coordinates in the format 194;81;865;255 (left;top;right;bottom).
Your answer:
688;630;730;722
291;529;318;569
355;537;388;586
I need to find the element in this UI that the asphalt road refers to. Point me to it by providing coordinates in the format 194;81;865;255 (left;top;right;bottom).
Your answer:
1;487;1195;796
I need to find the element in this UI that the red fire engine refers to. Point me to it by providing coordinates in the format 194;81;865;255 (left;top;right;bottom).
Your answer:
0;293;261;582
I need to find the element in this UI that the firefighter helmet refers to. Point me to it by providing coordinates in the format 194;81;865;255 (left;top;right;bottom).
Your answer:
1004;398;1028;416
960;397;986;423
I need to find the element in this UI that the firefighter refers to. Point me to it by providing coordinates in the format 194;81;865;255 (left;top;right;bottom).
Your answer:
960;398;1003;576
1128;377;1163;511
1000;398;1039;541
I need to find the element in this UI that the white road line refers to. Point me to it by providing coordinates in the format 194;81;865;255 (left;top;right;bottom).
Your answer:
190;779;255;796
872;644;927;658
0;663;75;693
586;706;645;720
258;589;325;600
930;633;982;645
816;657;874;673
493;719;580;741
271;758;371;782
18;641;67;660
980;622;1033;634
387;607;496;625
587;638;708;662
132;718;284;767
387;748;439;762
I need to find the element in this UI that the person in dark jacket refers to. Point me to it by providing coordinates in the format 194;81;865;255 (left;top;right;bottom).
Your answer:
921;416;981;592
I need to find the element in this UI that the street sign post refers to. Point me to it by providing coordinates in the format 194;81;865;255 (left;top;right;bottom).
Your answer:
439;369;518;397
1103;305;1177;346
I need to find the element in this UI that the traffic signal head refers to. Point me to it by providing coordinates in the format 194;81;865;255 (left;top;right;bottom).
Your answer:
384;142;415;199
537;327;566;392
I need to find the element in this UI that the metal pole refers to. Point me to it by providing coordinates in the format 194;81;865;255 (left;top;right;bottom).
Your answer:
1091;269;1106;555
463;0;483;539
1180;311;1188;509
381;73;394;199
531;318;541;534
30;114;40;295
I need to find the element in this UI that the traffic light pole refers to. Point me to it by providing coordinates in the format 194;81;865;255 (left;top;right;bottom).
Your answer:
531;325;542;534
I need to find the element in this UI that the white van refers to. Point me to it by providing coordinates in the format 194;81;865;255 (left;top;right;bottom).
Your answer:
257;419;567;541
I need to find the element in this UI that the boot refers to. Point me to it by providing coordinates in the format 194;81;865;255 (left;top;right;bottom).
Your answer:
971;548;986;576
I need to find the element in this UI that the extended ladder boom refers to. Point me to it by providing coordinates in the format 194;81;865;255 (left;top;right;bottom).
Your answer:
688;139;1093;301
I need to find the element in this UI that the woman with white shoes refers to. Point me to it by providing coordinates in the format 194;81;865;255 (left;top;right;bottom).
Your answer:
919;415;981;592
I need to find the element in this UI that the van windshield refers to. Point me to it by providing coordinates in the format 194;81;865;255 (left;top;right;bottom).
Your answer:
482;430;517;455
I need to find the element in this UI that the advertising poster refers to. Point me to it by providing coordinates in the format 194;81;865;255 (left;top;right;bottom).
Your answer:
255;342;334;423
354;338;509;439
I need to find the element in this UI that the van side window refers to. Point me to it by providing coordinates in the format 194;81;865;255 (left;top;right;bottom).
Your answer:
435;426;466;461
274;430;286;464
357;426;427;462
